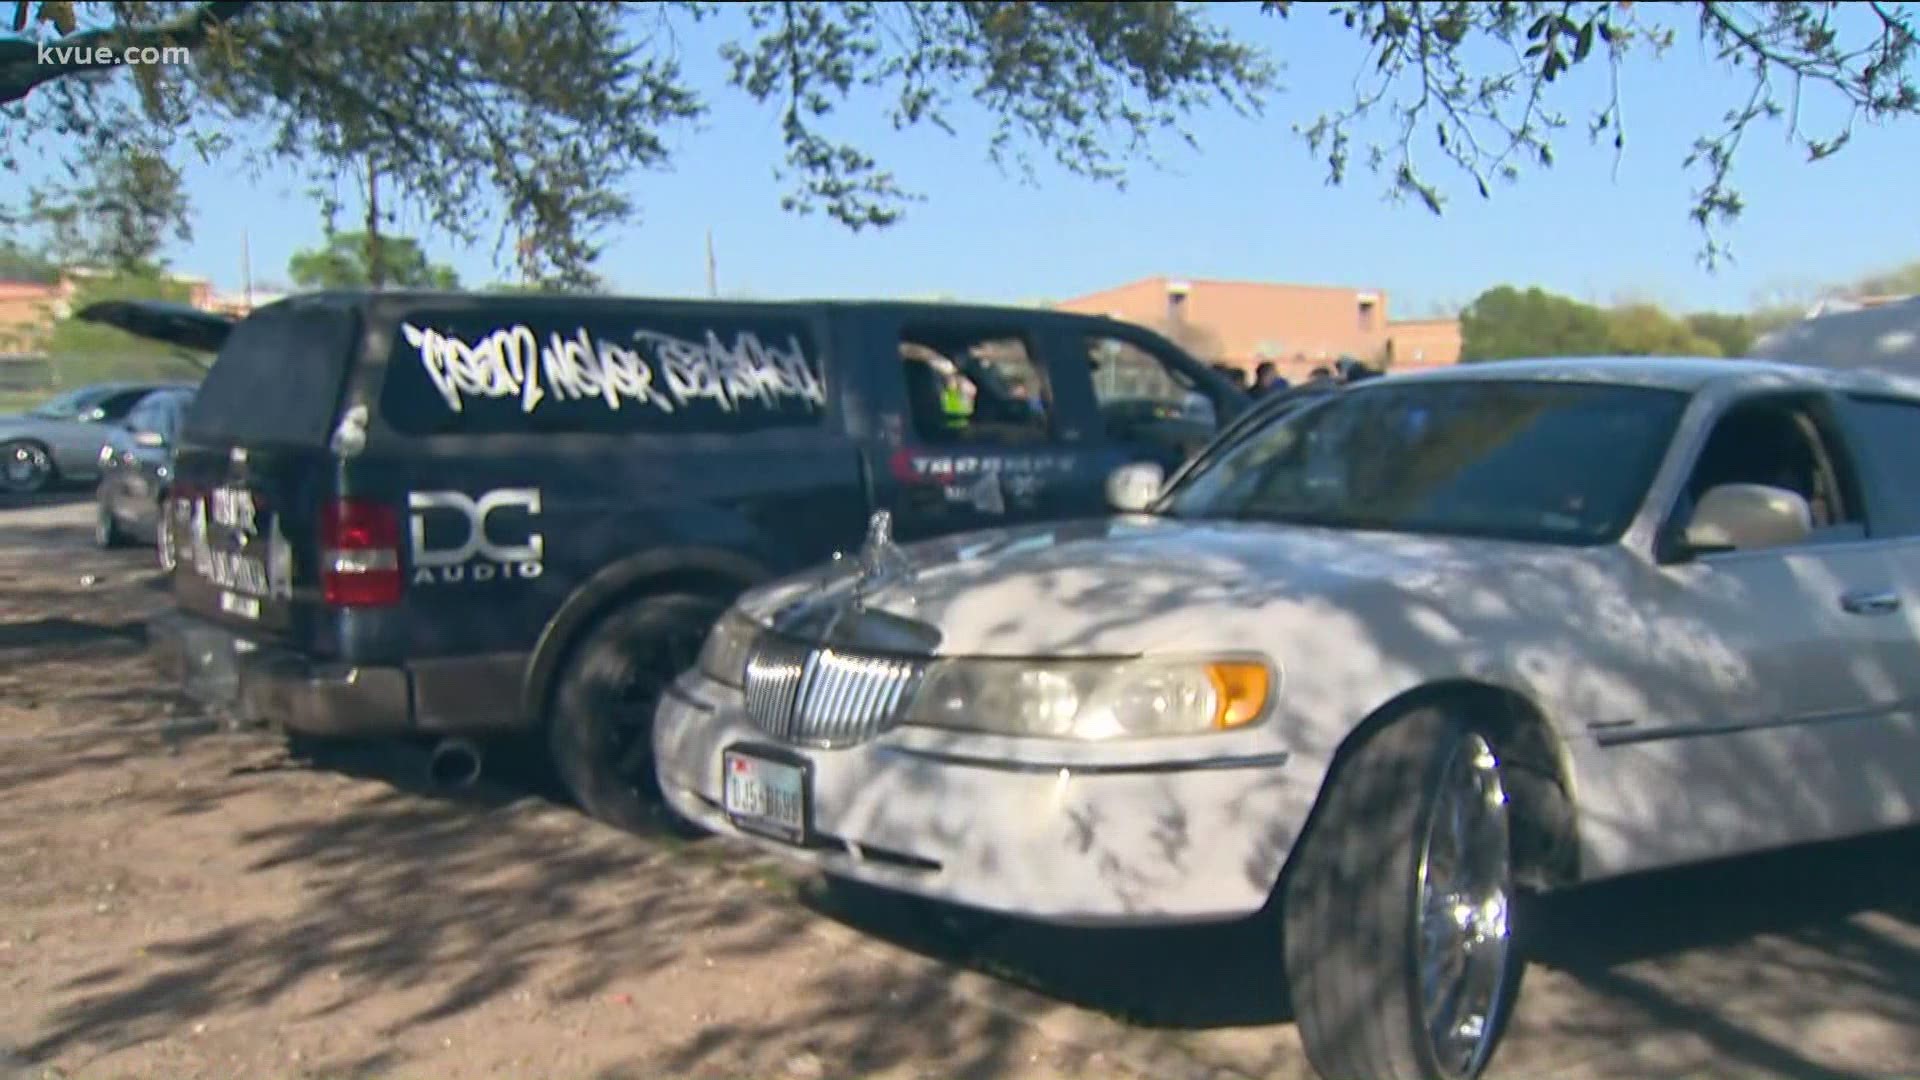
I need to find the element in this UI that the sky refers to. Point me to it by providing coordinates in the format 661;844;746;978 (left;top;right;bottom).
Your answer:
14;2;1920;316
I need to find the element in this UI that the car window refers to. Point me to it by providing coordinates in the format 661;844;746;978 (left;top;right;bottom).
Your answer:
96;389;154;422
382;306;828;436
128;391;190;437
158;394;190;440
898;328;1052;446
1677;394;1865;544
28;386;113;420
187;301;359;447
1843;396;1920;538
1083;334;1217;439
126;397;162;433
1162;381;1687;545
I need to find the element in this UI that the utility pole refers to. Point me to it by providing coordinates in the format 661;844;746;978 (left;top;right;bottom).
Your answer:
706;228;717;298
364;157;385;289
240;227;253;311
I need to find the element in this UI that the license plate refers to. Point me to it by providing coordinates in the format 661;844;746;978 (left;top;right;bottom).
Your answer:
722;749;807;842
219;590;261;620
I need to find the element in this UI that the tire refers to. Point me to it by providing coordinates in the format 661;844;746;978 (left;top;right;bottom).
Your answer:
2;440;54;494
1282;709;1522;1080
95;498;130;548
156;496;179;571
549;593;724;835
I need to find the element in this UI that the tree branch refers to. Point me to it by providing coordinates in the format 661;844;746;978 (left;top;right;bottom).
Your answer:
0;0;253;106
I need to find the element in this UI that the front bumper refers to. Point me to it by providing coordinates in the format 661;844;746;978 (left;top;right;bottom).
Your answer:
653;672;1312;926
148;610;525;737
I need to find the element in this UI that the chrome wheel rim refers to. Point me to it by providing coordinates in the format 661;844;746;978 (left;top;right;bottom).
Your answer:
5;446;46;488
1415;731;1513;1078
158;518;177;571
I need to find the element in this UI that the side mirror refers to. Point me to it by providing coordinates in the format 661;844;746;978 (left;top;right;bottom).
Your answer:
1682;483;1812;555
133;430;167;449
1106;461;1165;514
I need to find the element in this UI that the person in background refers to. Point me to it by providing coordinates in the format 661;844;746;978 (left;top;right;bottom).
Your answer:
1253;361;1290;396
1211;362;1250;391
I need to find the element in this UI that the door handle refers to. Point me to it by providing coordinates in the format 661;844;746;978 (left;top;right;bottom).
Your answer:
1839;589;1902;616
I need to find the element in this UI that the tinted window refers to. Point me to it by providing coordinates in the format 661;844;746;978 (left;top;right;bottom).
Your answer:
382;307;828;436
28;386;113;419
1678;395;1864;543
1163;381;1687;545
130;390;192;438
898;327;1052;445
1083;334;1216;443
1846;396;1920;537
186;301;358;447
96;389;155;422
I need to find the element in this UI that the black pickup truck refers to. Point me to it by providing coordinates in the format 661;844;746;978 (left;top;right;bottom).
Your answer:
84;292;1246;828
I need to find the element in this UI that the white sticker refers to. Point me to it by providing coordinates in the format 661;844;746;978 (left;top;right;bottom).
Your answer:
219;591;261;620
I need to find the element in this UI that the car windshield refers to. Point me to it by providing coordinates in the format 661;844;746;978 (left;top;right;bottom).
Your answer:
1159;379;1689;545
27;386;112;420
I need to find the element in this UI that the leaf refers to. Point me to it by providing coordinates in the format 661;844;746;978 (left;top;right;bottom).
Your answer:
1574;21;1595;62
37;0;75;34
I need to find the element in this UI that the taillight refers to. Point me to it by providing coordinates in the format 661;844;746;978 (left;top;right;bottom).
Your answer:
320;498;403;607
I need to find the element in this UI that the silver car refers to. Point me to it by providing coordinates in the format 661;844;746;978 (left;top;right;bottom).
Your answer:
0;381;187;493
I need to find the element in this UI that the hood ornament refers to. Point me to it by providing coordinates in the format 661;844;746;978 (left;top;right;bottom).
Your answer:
851;510;911;608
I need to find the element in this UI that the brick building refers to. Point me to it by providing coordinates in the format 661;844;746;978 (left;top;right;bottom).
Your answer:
1055;276;1462;383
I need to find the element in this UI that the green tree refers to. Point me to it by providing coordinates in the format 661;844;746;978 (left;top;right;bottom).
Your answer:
4;3;1914;281
288;231;460;290
28;145;188;274
1604;304;1723;357
1684;312;1761;357
1853;260;1920;296
1459;286;1614;361
0;237;58;283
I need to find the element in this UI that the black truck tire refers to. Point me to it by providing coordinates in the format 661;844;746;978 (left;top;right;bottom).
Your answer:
95;500;130;548
549;593;724;835
1281;707;1522;1080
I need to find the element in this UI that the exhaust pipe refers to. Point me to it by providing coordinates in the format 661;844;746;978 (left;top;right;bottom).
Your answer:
427;737;484;790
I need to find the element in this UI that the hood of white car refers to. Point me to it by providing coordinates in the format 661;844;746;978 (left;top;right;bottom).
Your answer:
743;515;1565;657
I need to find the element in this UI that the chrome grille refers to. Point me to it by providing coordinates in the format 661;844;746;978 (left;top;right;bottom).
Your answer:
741;638;924;746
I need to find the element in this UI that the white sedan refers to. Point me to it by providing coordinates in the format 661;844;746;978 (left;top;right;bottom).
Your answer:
654;356;1920;1080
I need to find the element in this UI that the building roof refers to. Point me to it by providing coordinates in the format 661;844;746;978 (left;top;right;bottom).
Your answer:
1061;274;1384;301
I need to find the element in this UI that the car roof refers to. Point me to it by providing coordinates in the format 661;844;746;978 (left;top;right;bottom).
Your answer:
1378;355;1920;399
293;289;1151;332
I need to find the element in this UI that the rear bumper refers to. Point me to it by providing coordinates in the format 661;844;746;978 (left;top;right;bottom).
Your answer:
148;610;526;737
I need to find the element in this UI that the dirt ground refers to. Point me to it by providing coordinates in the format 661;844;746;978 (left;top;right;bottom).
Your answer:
3;491;1919;1080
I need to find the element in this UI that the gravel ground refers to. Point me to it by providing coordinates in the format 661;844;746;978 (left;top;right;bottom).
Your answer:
2;492;1917;1080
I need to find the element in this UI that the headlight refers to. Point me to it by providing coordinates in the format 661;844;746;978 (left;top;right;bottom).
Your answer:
902;656;1272;740
696;609;762;688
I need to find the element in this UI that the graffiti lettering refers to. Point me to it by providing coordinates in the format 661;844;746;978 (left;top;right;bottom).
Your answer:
638;329;827;414
400;323;825;418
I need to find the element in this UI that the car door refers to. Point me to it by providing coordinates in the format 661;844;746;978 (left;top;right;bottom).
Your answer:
1057;325;1238;481
1607;389;1909;868
1832;391;1920;823
54;387;153;476
119;392;181;532
863;311;1106;541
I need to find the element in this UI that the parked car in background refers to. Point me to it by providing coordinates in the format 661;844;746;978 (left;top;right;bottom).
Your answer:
96;386;196;568
1749;294;1920;377
0;380;190;493
79;291;1246;826
657;356;1920;1080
